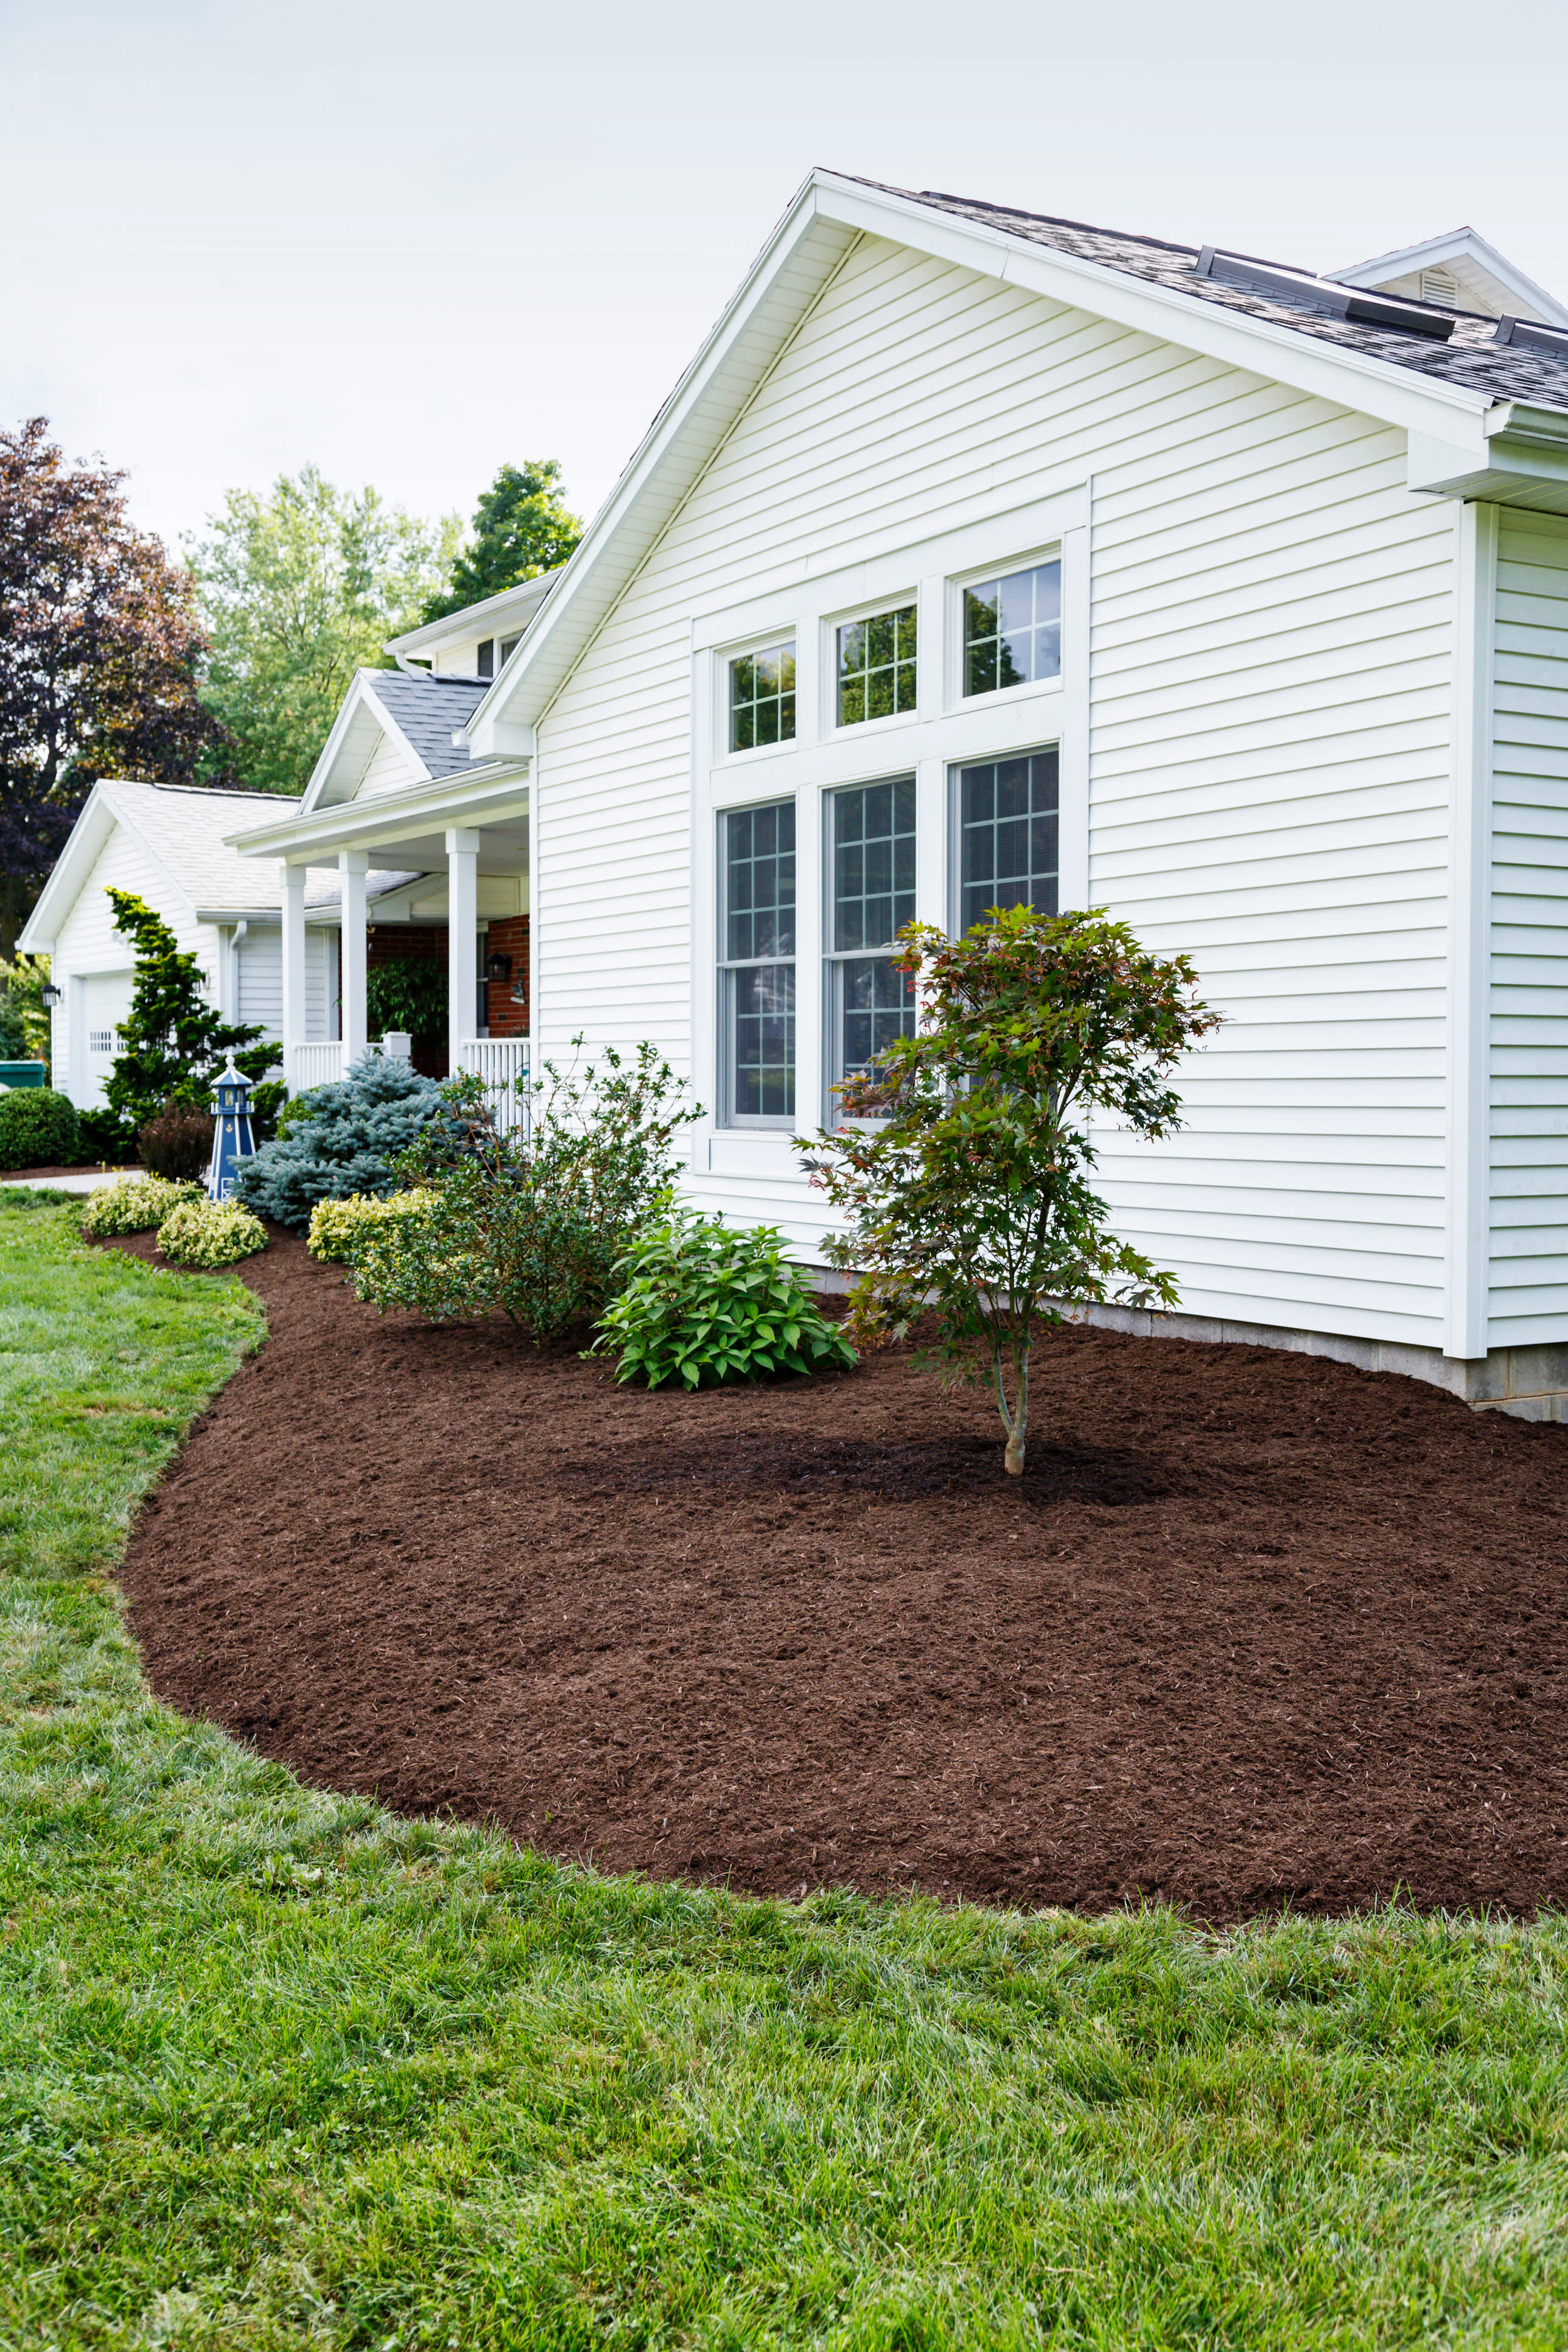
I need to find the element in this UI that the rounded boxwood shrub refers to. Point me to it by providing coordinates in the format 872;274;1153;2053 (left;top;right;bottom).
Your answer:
307;1188;435;1264
156;1197;268;1267
231;1052;443;1228
593;1210;856;1388
0;1086;79;1171
80;1174;203;1237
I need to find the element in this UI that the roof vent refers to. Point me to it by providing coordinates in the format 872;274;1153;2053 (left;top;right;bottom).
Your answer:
1494;315;1568;355
1419;267;1461;307
1192;246;1457;340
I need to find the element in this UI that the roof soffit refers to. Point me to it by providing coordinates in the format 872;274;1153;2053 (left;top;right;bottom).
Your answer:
467;171;1520;754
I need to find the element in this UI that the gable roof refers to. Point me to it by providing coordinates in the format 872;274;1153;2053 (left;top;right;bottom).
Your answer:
384;569;559;663
464;169;1566;765
19;778;416;952
1333;227;1568;330
888;183;1568;408
301;669;490;812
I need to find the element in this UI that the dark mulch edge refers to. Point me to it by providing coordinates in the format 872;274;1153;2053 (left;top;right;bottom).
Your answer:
88;1226;1568;1924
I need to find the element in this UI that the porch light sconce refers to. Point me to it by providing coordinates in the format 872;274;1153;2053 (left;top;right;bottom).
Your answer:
40;981;62;1008
483;951;513;982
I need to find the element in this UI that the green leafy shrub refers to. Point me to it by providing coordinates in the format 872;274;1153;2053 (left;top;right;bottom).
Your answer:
0;1086;79;1171
367;957;446;1041
803;905;1220;1475
307;1188;434;1263
249;1079;287;1140
273;1087;322;1141
593;1211;856;1388
232;1052;443;1228
355;1040;699;1337
80;1175;204;1237
0;999;26;1060
138;1100;212;1182
156;1197;268;1267
72;1107;139;1167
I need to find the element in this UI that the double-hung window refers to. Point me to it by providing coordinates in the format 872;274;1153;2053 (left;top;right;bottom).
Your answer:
962;558;1062;695
719;802;796;1124
955;746;1059;933
825;777;917;1111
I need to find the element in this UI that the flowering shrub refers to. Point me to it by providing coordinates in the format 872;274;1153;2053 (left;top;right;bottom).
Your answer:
592;1211;856;1388
308;1189;435;1264
156;1197;268;1267
79;1174;204;1237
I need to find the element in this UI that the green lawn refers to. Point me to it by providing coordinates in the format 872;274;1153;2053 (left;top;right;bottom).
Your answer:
2;1189;1567;2350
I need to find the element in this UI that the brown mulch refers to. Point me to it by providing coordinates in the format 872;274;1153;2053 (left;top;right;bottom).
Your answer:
113;1228;1568;1922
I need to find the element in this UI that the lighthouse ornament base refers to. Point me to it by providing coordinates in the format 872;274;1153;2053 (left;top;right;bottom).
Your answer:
207;1055;257;1202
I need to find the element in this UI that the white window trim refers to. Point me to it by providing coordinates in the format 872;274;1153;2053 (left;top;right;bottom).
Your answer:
688;485;1091;1162
947;743;1064;940
822;590;923;738
947;543;1066;718
716;796;799;1130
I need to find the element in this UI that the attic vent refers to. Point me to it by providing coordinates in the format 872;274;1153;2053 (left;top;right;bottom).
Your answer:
1494;315;1568;355
1419;267;1461;307
1192;246;1457;340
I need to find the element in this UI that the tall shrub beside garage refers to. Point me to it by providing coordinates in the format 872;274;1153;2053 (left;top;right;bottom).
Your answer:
802;906;1220;1475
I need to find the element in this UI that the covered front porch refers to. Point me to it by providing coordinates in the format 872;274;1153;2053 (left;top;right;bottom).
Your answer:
228;761;532;1127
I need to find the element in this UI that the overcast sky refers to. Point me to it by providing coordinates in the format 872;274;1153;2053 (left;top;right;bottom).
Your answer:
5;0;1568;560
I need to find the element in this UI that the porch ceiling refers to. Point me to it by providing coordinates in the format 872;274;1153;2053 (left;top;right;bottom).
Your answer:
226;761;530;871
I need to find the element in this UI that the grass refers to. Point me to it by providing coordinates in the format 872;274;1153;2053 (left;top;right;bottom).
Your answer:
2;1190;1567;2349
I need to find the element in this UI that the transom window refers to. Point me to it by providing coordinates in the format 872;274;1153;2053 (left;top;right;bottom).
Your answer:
730;641;797;752
836;604;917;726
826;777;917;1111
962;559;1062;696
719;801;796;1123
956;747;1060;934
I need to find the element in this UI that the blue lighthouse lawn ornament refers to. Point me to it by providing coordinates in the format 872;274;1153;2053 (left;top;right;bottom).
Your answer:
207;1055;256;1201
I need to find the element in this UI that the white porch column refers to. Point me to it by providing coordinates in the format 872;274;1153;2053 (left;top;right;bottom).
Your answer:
446;827;480;1077
339;849;369;1063
280;864;307;1090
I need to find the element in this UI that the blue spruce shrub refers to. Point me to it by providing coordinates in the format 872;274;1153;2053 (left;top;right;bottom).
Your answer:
232;1051;443;1227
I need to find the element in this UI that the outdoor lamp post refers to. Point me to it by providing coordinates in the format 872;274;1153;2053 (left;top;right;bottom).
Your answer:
206;1055;256;1202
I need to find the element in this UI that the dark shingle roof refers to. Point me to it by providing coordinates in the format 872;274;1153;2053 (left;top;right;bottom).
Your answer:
861;180;1568;411
370;671;491;779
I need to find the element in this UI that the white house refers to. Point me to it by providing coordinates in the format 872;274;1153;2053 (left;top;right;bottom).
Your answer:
230;179;1568;1417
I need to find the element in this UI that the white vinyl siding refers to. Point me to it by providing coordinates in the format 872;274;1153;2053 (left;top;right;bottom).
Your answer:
355;732;421;799
531;231;1457;1340
1488;511;1568;1347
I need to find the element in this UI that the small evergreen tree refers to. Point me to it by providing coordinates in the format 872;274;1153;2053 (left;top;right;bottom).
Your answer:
419;462;583;623
103;889;271;1132
232;1051;443;1226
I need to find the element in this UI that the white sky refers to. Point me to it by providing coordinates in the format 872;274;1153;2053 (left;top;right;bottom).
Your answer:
5;0;1568;558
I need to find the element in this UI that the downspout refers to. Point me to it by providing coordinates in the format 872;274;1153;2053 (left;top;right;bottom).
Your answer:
230;919;248;1020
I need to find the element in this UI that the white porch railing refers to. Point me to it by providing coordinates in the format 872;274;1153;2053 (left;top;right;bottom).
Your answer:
289;1041;346;1093
460;1037;531;1136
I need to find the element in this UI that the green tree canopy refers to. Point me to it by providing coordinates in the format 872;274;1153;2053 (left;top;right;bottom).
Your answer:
186;466;460;797
420;461;583;623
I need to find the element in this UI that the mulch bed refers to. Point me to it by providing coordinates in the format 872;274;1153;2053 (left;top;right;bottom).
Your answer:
111;1228;1568;1922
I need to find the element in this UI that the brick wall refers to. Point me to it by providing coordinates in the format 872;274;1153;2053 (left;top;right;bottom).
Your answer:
482;915;530;1038
363;918;530;1077
366;925;447;1078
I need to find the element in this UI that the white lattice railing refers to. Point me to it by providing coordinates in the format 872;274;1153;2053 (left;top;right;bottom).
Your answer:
288;1041;346;1094
460;1037;531;1135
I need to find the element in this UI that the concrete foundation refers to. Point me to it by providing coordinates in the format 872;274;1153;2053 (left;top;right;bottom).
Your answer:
810;1267;1568;1421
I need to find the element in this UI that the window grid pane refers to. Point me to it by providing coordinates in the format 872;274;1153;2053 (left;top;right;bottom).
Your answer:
962;560;1062;697
958;748;1060;934
730;640;797;751
831;778;917;953
721;802;796;1124
836;604;917;726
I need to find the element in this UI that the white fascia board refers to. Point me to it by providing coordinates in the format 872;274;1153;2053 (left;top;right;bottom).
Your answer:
817;178;1497;444
384;571;558;658
466;172;1508;755
299;672;396;813
1411;404;1568;509
16;783;120;952
228;760;531;861
1334;228;1568;331
464;178;859;751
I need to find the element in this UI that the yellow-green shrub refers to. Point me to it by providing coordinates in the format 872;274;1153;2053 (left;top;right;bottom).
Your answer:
307;1189;435;1263
79;1175;203;1238
156;1198;268;1267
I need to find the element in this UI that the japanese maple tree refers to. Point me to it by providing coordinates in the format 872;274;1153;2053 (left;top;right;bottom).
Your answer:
802;906;1220;1475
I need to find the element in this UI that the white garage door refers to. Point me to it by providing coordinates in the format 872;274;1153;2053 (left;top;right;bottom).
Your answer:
79;971;133;1108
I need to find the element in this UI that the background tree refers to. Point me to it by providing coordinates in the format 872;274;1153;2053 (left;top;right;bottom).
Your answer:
102;888;271;1134
420;461;583;623
187;466;460;797
0;417;228;956
802;906;1222;1476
